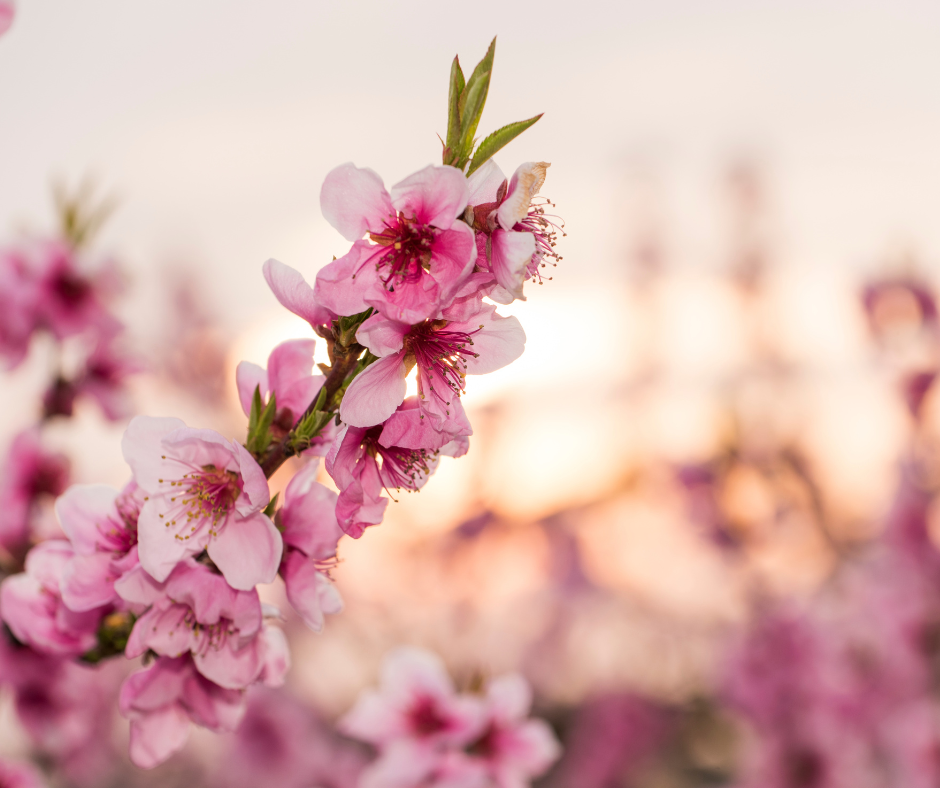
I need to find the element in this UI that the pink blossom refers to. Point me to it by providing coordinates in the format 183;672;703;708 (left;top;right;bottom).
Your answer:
340;302;525;432
236;339;324;429
116;559;268;690
121;415;281;590
0;540;104;657
55;482;140;612
326;402;449;537
339;647;483;750
119;655;247;769
315;163;477;325
460;675;561;788
213;687;368;788
276;462;344;631
0;246;39;368
0;758;44;788
0;430;70;557
0;3;14;37
466;160;562;303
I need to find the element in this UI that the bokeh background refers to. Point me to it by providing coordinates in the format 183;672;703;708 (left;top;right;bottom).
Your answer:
5;2;940;786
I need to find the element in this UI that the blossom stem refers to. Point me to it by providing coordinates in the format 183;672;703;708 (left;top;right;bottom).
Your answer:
259;339;364;478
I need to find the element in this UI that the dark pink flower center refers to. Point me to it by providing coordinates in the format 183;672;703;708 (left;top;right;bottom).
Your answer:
368;213;437;290
95;514;137;555
408;695;450;737
408;321;480;407
363;428;436;495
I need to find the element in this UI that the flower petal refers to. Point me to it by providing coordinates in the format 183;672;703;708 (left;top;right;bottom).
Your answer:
208;512;283;591
489;229;535;303
467;158;506;205
262;258;332;327
497;162;550;230
390;165;469;229
121;416;187;493
321;163;395;242
136;498;201;583
54;484;120;555
356;313;409;357
61;552;117;611
340;353;408;428
128;706;191;770
235;362;267;418
314;241;374;316
451;304;526;375
267;339;316;396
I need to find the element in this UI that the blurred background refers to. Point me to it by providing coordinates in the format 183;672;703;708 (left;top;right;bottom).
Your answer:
5;1;940;786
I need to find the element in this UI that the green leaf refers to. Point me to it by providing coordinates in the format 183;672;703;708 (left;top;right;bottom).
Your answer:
445;55;465;152
247;385;263;436
247;391;277;455
263;492;279;519
467;114;544;176
457;69;491;164
459;37;495;121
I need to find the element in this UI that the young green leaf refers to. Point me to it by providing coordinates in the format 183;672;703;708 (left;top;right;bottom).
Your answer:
247;391;277;455
263;492;279;519
446;55;465;152
467;114;544;176
457;70;491;164
247;385;263;437
459;37;496;120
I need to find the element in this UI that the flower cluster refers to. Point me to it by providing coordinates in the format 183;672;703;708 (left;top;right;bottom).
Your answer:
341;647;561;788
0;38;561;776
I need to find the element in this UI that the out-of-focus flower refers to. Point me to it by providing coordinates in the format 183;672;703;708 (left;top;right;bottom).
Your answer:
0;2;15;38
340;302;524;435
0;540;104;657
121;415;281;590
0;757;45;788
213;687;368;788
340;647;483;751
0;430;70;558
55;482;140;611
119;655;247;769
236;339;324;430
315;163;476;325
276;462;344;632
460;674;561;788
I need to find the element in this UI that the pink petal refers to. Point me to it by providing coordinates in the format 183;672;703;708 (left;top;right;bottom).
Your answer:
263;259;332;327
61;552;117;611
486;675;532;721
128;706;191;770
340;353;408;428
121;416;187;492
278;376;324;423
235;362;267;418
496;162;550;230
136;498;202;582
313;241;375;316
489;229;535;302
257;625;291;687
54;484;119;554
280;469;342;557
450;304;526;375
429;222;477;302
467;158;506;205
283;551;343;632
379;402;453;451
232;441;270;515
208;512;283;591
320;163;395;242
356;313;409;356
194;639;263;690
114;564;165;611
390;165;469;229
267;339;316;396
